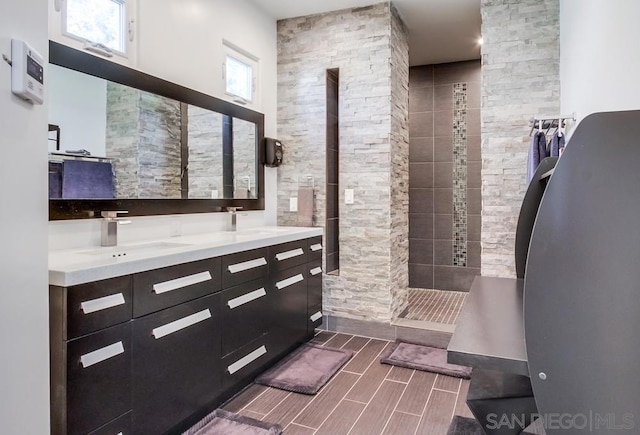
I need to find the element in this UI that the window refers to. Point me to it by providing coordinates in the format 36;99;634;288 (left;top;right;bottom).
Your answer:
223;41;258;106
51;0;136;63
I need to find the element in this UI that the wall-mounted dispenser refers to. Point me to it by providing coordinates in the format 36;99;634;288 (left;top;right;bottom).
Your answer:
264;138;283;167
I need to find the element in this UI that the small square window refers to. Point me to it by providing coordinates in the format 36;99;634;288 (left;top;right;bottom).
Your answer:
223;41;258;106
225;55;253;102
64;0;126;53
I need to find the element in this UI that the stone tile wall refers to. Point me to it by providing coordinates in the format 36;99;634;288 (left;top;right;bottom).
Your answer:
481;0;560;277
187;107;223;198
106;83;182;198
277;3;409;322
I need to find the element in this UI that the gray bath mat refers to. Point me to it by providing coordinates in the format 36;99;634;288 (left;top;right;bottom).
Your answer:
255;343;353;394
447;416;538;435
183;409;282;435
380;341;472;379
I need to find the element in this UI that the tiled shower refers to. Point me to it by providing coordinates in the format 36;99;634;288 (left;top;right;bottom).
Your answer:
408;61;481;292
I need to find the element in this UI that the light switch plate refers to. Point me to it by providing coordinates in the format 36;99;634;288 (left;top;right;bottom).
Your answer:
345;189;354;204
290;197;298;212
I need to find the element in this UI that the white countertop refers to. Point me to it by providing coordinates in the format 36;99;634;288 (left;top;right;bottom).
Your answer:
49;226;323;287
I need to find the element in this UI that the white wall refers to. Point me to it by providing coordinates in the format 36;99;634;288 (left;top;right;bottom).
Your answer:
49;64;108;156
561;0;640;124
0;0;50;432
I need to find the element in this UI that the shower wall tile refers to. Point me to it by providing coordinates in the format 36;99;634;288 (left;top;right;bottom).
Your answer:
467;189;482;215
410;111;434;138
434;240;453;266
434;214;453;241
434;110;454;138
409;60;480;291
409;239;433;265
409;188;434;214
434;188;453;214
409;213;433;240
467;162;481;188
468;215;481;242
409;163;433;188
434;266;480;292
467;135;481;162
434;162;453;188
434;85;454;111
409;65;434;89
409;264;434;289
434;136;453;162
410;86;434;113
434;61;481;85
409;137;434;163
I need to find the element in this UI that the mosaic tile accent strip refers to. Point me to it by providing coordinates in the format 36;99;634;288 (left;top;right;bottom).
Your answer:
402;289;468;325
452;83;468;267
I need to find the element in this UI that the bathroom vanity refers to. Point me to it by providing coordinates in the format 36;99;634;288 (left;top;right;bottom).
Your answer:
49;227;323;435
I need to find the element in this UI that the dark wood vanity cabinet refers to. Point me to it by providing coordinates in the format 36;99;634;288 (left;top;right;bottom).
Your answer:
50;235;322;435
132;293;221;434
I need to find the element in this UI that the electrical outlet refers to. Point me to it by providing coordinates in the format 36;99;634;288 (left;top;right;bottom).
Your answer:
169;217;182;237
290;197;298;212
345;189;354;204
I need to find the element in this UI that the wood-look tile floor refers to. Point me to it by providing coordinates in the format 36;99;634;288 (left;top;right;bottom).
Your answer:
403;289;467;325
221;331;474;434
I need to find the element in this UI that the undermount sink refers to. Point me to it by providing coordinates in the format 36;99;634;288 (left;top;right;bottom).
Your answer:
80;241;191;258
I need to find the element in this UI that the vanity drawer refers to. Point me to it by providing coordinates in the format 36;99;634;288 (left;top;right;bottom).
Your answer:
307;260;323;308
65;276;133;340
66;322;132;435
221;247;269;289
221;334;271;392
87;411;131;435
307;236;323;262
220;279;271;357
308;304;324;335
270;264;308;356
132;293;221;435
269;240;307;274
133;258;221;317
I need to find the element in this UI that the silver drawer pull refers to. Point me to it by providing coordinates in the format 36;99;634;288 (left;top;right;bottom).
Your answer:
310;267;322;276
228;257;267;274
80;293;125;314
228;345;267;374
310;243;323;252
276;274;304;290
227;288;266;309
152;271;212;294
80;341;124;368
275;248;304;261
152;309;211;339
310;311;323;322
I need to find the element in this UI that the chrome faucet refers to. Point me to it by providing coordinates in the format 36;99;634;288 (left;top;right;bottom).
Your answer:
226;207;243;232
100;210;131;247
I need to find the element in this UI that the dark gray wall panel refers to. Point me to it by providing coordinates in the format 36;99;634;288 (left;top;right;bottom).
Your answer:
525;111;640;434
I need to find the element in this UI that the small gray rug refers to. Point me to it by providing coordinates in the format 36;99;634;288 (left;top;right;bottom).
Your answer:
255;343;353;394
183;409;282;435
447;416;537;435
380;341;472;379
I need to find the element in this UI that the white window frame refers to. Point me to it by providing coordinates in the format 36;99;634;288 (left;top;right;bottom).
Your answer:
50;0;137;66
222;40;259;107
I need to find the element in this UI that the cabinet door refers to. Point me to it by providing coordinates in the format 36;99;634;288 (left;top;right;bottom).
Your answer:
270;264;308;356
220;279;270;357
133;258;221;317
132;294;221;435
307;236;323;262
87;411;131;435
308;303;324;336
220;334;271;393
66;322;132;435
